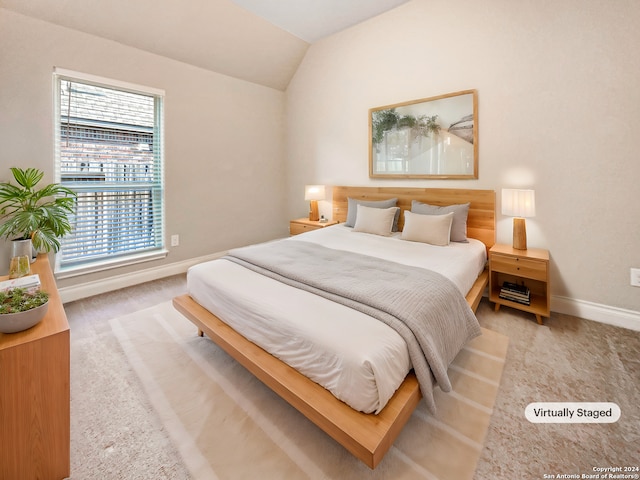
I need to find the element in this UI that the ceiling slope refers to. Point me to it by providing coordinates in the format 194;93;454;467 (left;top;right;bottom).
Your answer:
0;0;310;91
230;0;409;43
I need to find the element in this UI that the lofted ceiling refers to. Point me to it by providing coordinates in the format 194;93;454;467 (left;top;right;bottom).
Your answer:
0;0;409;91
230;0;409;43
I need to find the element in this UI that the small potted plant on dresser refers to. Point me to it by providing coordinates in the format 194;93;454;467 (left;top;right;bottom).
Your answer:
0;167;76;278
0;285;49;333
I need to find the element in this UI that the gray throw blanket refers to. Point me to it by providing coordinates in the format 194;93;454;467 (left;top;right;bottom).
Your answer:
224;240;481;414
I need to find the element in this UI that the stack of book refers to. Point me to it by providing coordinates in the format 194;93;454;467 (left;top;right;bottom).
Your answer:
499;281;530;305
0;274;41;292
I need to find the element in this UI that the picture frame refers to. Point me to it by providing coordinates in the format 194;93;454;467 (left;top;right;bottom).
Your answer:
369;89;478;179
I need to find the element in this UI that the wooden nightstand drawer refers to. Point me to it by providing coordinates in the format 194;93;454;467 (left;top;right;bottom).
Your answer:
290;223;316;235
289;218;338;236
491;253;547;281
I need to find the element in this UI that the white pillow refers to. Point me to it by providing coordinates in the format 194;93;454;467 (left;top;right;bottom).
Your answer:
411;200;470;242
401;210;454;246
353;205;398;236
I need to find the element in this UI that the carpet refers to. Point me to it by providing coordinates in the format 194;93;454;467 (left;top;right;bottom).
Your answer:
110;301;508;479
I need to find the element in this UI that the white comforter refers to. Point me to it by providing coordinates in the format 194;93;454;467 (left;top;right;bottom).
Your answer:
187;225;486;414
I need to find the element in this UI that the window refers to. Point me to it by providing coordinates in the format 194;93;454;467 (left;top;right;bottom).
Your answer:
54;69;165;275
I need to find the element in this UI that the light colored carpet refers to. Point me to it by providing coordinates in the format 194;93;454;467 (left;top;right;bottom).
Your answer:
109;301;508;479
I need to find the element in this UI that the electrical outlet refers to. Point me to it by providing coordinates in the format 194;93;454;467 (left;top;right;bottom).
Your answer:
631;268;640;287
171;234;179;247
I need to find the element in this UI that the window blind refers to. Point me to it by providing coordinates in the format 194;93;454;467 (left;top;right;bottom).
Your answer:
54;71;165;272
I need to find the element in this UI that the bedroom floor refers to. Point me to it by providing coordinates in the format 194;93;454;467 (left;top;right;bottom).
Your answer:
64;274;640;479
474;299;640;477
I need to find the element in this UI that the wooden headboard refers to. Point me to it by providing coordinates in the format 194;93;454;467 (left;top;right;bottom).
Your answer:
332;186;496;252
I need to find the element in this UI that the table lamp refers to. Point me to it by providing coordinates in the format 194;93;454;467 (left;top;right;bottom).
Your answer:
502;189;535;250
304;185;325;221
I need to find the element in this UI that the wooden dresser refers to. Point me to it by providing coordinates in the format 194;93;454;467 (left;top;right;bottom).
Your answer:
0;254;70;480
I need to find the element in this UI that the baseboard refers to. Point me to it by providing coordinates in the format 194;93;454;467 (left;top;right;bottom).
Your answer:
551;295;640;332
58;252;226;304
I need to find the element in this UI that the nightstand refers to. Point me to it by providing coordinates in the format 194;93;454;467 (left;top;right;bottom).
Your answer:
489;244;550;325
289;217;338;236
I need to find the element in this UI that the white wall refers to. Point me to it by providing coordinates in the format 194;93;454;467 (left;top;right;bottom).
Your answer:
0;9;289;289
286;0;640;316
1;2;639;324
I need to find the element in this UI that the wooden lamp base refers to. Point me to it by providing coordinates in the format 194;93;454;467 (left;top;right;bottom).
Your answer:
309;200;319;221
512;217;527;250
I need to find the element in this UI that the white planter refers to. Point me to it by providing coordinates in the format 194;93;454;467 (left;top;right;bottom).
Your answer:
0;301;49;334
11;238;36;263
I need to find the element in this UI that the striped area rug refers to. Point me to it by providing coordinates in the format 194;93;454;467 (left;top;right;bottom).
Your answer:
110;302;508;479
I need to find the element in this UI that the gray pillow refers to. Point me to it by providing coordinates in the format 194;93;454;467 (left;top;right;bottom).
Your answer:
346;197;400;231
411;200;470;242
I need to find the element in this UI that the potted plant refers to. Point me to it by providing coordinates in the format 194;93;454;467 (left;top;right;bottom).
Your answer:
0;287;49;333
0;167;76;273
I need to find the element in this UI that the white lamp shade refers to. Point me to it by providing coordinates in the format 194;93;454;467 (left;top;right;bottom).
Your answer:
304;185;325;201
502;189;535;218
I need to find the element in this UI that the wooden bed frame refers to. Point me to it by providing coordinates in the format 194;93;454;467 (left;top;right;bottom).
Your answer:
173;186;495;469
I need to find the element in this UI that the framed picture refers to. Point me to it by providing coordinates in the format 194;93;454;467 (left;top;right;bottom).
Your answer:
369;89;478;179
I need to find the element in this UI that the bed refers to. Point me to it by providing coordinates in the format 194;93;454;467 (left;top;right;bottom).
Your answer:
173;186;496;468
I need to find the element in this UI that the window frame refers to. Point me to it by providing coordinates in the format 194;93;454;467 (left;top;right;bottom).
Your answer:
53;68;167;278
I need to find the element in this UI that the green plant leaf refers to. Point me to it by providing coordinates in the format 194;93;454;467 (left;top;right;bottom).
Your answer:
0;167;76;251
10;167;44;190
0;287;48;314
